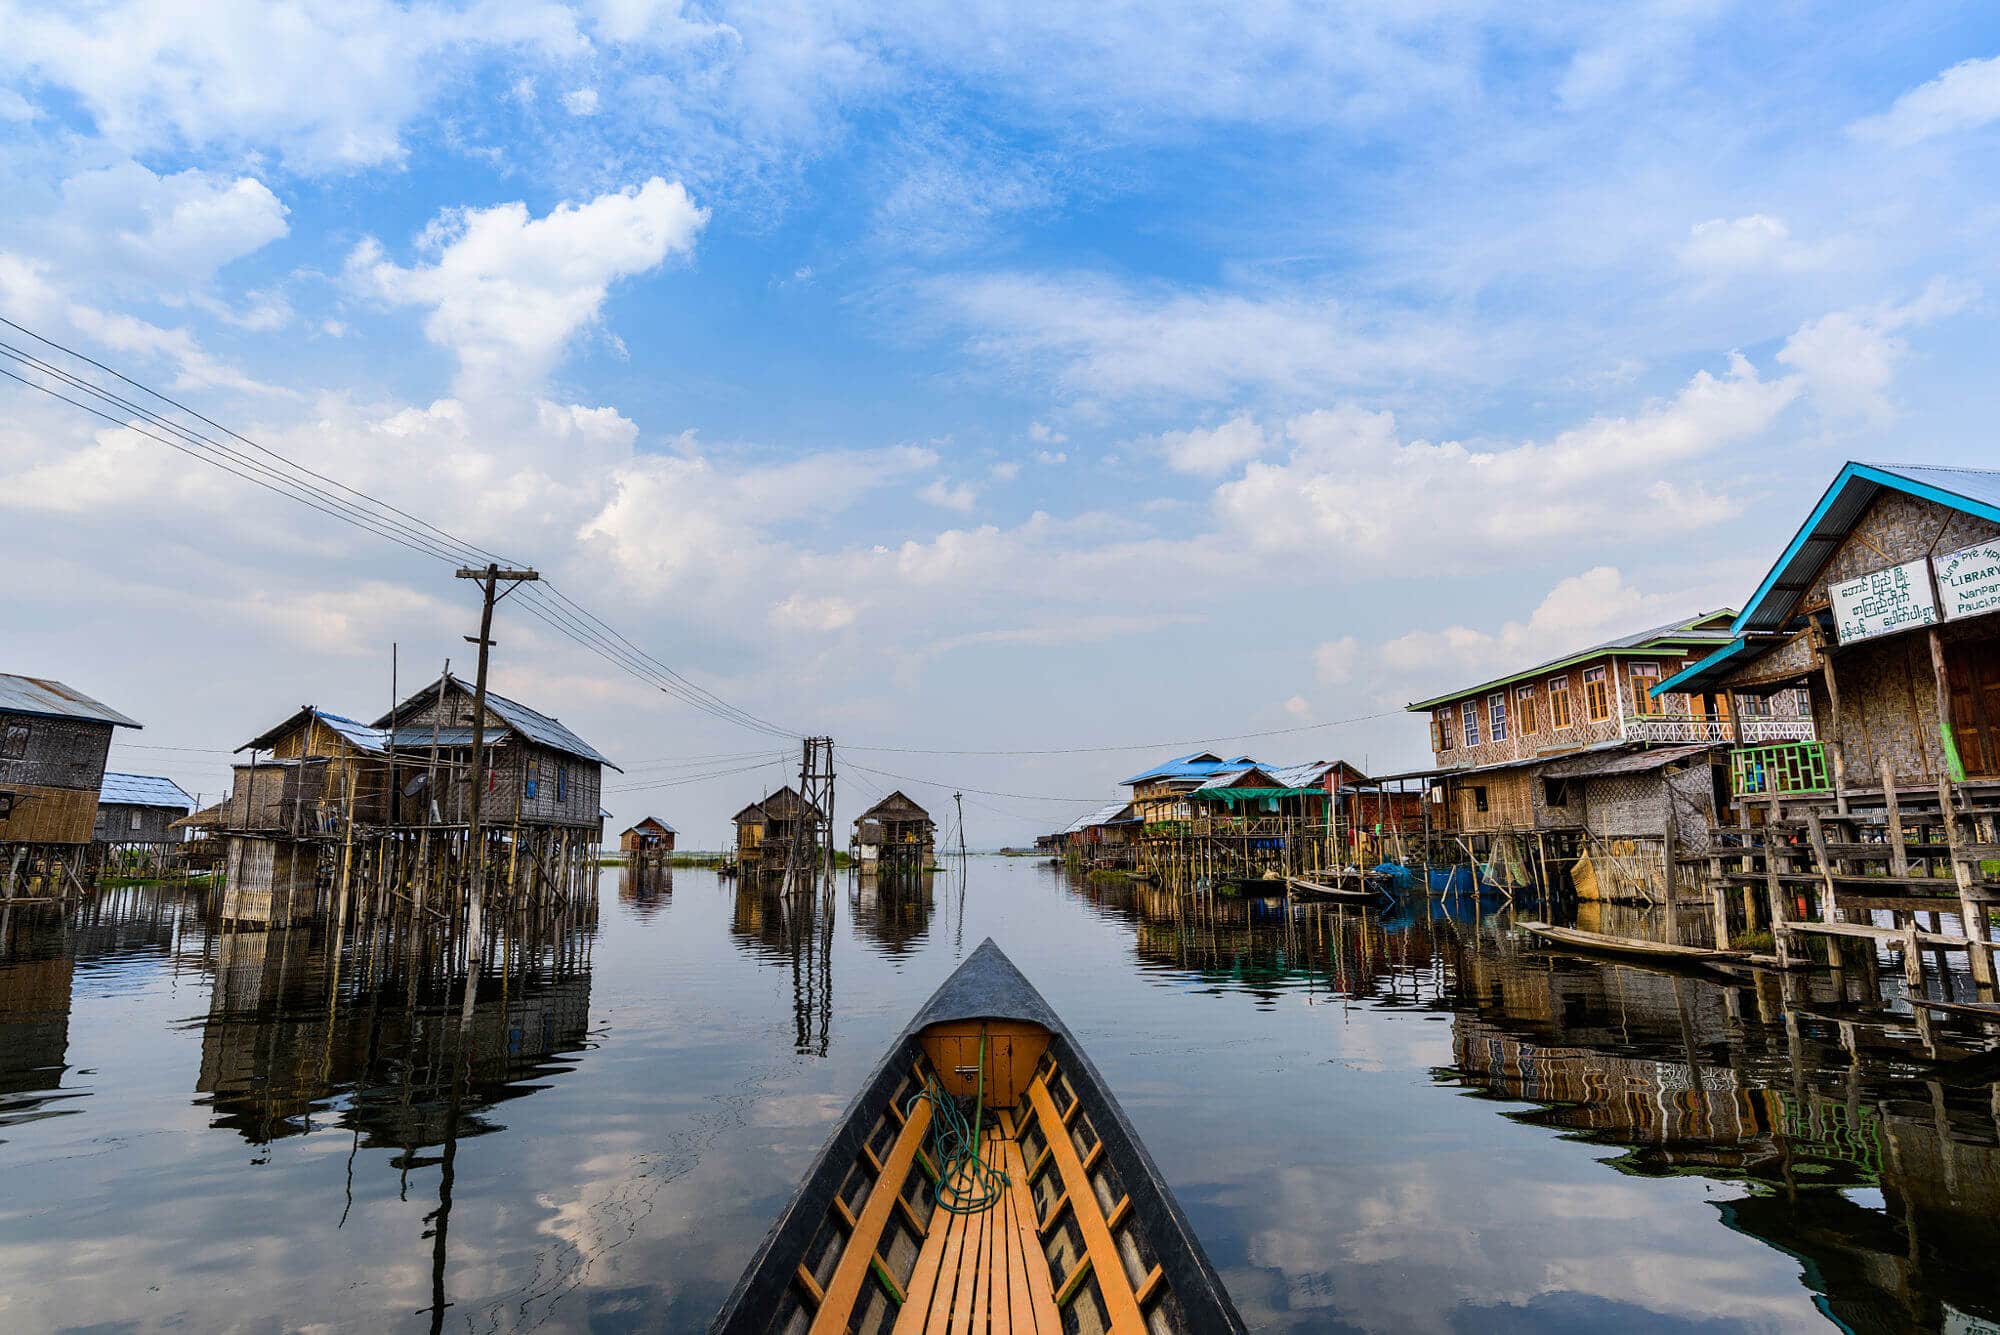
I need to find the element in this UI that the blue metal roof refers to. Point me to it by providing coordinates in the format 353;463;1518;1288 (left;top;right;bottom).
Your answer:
1117;752;1259;786
99;772;196;809
1735;461;2000;635
0;674;141;728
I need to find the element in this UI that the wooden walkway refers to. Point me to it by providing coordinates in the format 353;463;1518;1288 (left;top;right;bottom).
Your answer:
893;1126;1061;1333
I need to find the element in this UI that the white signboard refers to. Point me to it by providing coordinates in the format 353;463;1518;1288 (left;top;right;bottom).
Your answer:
1831;558;1937;644
1935;539;2000;622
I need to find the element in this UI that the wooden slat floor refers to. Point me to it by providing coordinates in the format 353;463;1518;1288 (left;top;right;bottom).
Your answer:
893;1127;1061;1334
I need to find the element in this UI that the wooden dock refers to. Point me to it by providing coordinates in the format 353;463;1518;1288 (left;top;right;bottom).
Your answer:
1518;921;1751;965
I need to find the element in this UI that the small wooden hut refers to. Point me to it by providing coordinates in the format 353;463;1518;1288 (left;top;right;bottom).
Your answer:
852;791;933;868
619;816;676;858
734;786;824;872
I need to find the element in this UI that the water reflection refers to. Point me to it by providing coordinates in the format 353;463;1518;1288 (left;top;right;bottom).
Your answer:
728;875;834;1055
195;912;594;1147
849;870;935;959
4;863;2000;1332
618;862;674;919
1054;866;2000;1330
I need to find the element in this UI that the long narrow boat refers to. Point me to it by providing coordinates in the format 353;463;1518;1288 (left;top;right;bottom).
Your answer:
713;939;1245;1334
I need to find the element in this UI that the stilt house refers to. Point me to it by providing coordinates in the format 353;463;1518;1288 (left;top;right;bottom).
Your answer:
619;817;676;856
1119;753;1261;826
93;773;197;847
1653;462;2000;977
373;673;618;833
0;675;141;867
1404;611;1815;893
852;791;934;867
734;786;824;871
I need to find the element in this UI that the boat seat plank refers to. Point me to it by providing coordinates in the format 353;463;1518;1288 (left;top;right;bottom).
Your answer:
1001;1135;1060;1331
923;1199;971;1335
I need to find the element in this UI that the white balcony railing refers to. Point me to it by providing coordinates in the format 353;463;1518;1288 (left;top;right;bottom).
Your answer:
1738;717;1817;743
1623;714;1817;745
1623;715;1731;743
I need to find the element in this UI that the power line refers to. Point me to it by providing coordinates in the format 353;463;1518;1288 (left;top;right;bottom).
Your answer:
1;318;800;742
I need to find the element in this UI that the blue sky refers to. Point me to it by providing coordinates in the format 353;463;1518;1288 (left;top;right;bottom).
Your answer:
3;2;1998;843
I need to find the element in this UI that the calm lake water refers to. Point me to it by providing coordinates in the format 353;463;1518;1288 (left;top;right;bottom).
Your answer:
3;858;1998;1333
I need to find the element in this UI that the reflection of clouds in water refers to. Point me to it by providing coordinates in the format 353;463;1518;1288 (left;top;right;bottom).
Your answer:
1226;1152;1815;1333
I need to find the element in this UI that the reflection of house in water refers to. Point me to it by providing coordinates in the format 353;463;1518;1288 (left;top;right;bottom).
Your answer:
0;924;75;1132
850;873;933;956
194;921;594;1147
1;889;185;1132
1441;946;2000;1330
726;880;832;1055
618;862;673;918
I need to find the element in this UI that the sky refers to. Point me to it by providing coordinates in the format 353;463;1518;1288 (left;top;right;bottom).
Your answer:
3;3;1999;846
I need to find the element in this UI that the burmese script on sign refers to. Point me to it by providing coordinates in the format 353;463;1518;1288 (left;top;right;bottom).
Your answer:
1832;558;1937;644
1937;539;2000;623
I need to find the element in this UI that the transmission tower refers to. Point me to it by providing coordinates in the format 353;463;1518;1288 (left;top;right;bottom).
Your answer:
785;736;837;896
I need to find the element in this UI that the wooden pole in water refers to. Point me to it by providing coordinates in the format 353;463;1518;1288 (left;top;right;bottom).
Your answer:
454;563;538;969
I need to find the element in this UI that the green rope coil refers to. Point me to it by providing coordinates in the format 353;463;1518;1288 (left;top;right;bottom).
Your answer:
906;1026;1009;1214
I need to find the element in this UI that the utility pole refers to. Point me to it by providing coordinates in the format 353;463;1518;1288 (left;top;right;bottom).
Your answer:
954;792;967;860
454;563;538;972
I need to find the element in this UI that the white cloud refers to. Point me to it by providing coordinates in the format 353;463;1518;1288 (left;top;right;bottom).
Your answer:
1777;281;1973;423
1211;353;1797;565
989;461;1021;481
1033;449;1066;465
921;477;980;512
1313;636;1360;685
581;440;936;589
930;271;1467;403
1027;421;1066;445
1677;214;1833;277
56;160;289;285
1850;54;2000;147
563;87;600;116
1156;414;1268;477
0;87;40;121
1282;694;1312;719
1382;567;1708;692
0;0;587;168
349;178;708;388
770;592;858;632
0;252;278;394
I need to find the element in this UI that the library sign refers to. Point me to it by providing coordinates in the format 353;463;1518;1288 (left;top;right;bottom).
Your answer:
1832;541;2000;643
1832;559;1936;644
1938;539;2000;622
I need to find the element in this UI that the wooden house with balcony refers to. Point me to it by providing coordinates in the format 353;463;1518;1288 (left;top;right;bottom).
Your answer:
1119;753;1261;828
1404;611;1814;893
1654;462;2000;981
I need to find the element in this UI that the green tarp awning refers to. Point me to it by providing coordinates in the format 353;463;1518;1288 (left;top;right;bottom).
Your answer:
1188;786;1328;803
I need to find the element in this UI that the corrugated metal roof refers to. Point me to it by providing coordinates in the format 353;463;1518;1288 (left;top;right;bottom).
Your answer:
1118;752;1260;785
376;674;618;771
1405;611;1736;711
625;816;676;834
1061;802;1130;835
1736;461;2000;635
1540;743;1717;780
481;687;619;771
1194;765;1281;791
99;772;196;809
0;675;141;728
